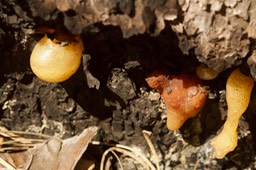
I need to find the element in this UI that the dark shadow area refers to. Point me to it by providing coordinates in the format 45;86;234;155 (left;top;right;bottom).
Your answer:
179;66;234;143
61;24;190;120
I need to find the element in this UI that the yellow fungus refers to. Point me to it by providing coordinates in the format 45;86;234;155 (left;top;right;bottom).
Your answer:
211;69;254;159
196;64;219;80
30;34;84;82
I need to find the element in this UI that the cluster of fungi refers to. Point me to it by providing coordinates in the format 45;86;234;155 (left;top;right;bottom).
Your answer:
30;29;254;159
146;67;254;159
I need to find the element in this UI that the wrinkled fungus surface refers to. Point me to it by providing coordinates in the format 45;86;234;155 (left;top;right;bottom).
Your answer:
146;71;207;130
211;69;254;159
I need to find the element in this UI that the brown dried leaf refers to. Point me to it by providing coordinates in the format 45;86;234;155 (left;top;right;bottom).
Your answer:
0;127;97;170
56;127;98;170
0;151;32;169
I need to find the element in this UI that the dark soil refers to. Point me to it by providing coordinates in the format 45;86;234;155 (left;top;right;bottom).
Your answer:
1;1;256;170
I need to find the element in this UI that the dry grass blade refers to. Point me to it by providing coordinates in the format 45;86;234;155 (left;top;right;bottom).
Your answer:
193;158;200;170
1;142;35;147
142;130;161;170
93;140;157;170
0;131;32;144
88;163;95;170
0;157;16;170
0;146;33;152
100;147;153;170
4;130;52;139
109;150;124;170
1;139;46;146
0;129;50;145
115;144;156;170
0;127;51;152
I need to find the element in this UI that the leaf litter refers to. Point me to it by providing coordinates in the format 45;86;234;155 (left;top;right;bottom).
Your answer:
0;126;98;170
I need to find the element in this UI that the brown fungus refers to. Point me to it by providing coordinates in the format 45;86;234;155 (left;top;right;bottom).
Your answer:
146;71;207;130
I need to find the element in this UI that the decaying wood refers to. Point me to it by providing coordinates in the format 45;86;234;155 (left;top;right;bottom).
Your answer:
1;0;255;73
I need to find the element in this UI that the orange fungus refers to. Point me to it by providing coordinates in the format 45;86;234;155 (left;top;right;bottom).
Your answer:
146;71;207;130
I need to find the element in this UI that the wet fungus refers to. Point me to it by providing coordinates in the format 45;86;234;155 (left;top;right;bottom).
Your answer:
30;33;84;82
196;63;219;80
211;69;254;159
146;70;207;130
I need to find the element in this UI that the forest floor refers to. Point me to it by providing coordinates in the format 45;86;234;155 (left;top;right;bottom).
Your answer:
0;1;256;170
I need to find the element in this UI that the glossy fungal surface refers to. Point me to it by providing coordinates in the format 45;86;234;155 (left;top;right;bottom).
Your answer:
30;34;84;82
196;64;219;80
146;71;207;130
211;69;254;159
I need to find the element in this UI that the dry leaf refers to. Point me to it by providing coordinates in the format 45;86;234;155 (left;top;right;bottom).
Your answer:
0;127;98;170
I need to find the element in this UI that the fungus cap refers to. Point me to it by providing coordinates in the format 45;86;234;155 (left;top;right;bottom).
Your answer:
30;34;84;82
146;71;207;130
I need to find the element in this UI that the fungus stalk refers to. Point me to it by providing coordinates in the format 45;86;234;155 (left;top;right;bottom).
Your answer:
211;69;254;159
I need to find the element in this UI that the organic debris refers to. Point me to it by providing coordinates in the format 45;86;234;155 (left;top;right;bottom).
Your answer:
0;127;97;170
93;130;161;170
